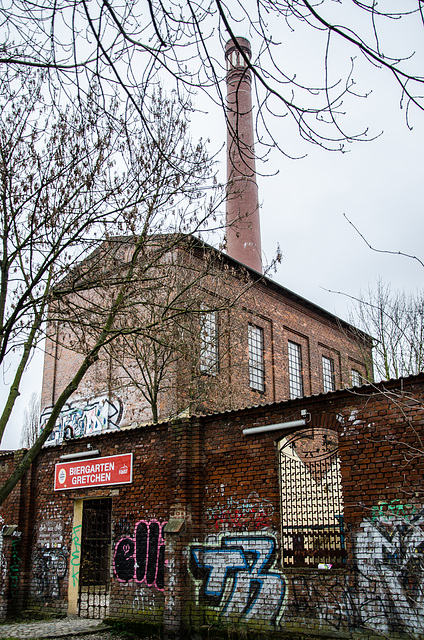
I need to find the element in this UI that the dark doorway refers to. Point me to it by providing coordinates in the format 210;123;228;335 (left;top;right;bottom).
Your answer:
78;498;112;618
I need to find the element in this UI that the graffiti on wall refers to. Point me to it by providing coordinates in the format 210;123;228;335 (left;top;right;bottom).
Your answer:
70;524;82;588
189;534;285;625
206;493;274;531
286;508;424;635
113;520;166;591
32;518;66;599
0;517;6;594
371;499;418;523
289;573;349;631
9;539;21;595
34;549;67;599
41;395;123;446
114;517;133;541
353;509;424;634
37;520;63;548
0;518;22;597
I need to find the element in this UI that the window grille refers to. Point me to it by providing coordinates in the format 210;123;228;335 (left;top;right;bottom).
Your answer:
248;324;265;391
200;311;218;375
322;356;335;393
279;429;346;568
351;369;362;387
288;341;303;399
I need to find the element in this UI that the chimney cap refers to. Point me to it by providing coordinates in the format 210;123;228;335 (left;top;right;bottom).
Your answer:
225;37;252;60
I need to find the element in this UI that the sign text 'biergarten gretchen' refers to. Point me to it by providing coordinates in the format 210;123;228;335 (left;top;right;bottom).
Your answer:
54;454;133;490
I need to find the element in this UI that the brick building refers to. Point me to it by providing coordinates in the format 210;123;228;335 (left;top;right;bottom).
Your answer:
2;35;411;638
40;234;373;444
0;374;423;639
39;37;372;444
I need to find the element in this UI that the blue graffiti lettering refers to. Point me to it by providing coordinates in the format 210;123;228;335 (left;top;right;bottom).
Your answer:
190;535;285;625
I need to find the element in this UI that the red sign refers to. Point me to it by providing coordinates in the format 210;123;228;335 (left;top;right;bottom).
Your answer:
54;453;133;491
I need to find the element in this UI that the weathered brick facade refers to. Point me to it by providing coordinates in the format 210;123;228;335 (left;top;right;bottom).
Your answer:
40;240;373;445
1;374;423;638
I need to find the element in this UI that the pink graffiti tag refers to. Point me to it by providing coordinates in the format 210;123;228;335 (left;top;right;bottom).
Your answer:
113;520;166;591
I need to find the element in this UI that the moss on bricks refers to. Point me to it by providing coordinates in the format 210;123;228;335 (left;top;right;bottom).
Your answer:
105;617;163;638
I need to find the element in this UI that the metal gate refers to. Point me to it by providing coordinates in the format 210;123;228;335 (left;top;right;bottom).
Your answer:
279;428;346;568
78;498;112;618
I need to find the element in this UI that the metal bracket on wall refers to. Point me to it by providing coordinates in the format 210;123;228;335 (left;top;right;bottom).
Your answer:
164;518;185;534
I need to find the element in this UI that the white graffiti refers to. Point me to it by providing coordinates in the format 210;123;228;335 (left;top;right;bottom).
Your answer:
205;492;274;531
41;395;123;446
190;534;285;625
354;510;424;634
34;548;67;599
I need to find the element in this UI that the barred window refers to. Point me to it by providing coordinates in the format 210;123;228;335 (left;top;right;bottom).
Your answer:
248;324;265;392
351;369;362;387
322;356;335;393
279;429;346;568
288;341;303;399
200;311;218;375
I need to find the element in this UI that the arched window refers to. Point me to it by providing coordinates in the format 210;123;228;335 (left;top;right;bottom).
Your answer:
278;428;346;567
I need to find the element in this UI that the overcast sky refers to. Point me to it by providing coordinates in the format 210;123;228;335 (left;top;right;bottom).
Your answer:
1;2;423;450
199;6;424;320
258;89;424;318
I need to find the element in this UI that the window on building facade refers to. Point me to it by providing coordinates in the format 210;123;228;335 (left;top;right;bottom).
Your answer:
351;369;362;387
288;341;304;399
200;311;218;375
248;324;265;392
322;356;335;393
279;429;346;568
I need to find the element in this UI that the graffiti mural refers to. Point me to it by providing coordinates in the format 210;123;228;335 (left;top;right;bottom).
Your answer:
34;548;67;599
189;534;285;625
352;509;424;634
41;395;123;446
206;493;274;531
285;509;424;635
113;520;166;591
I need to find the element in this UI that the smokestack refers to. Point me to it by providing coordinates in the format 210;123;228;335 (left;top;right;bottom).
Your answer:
225;37;262;273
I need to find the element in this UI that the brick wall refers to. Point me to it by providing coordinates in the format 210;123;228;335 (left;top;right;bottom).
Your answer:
4;374;424;638
0;450;34;616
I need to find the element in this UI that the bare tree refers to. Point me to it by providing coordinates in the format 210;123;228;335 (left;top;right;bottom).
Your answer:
20;393;40;448
105;251;210;424
0;68;221;504
104;243;248;423
349;280;424;381
0;2;423;159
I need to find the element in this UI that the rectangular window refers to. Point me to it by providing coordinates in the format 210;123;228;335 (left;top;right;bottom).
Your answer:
248;324;265;392
351;369;362;387
200;311;218;375
322;356;335;393
288;341;303;399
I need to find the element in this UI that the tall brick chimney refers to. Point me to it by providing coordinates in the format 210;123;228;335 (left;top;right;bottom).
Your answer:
225;37;262;273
